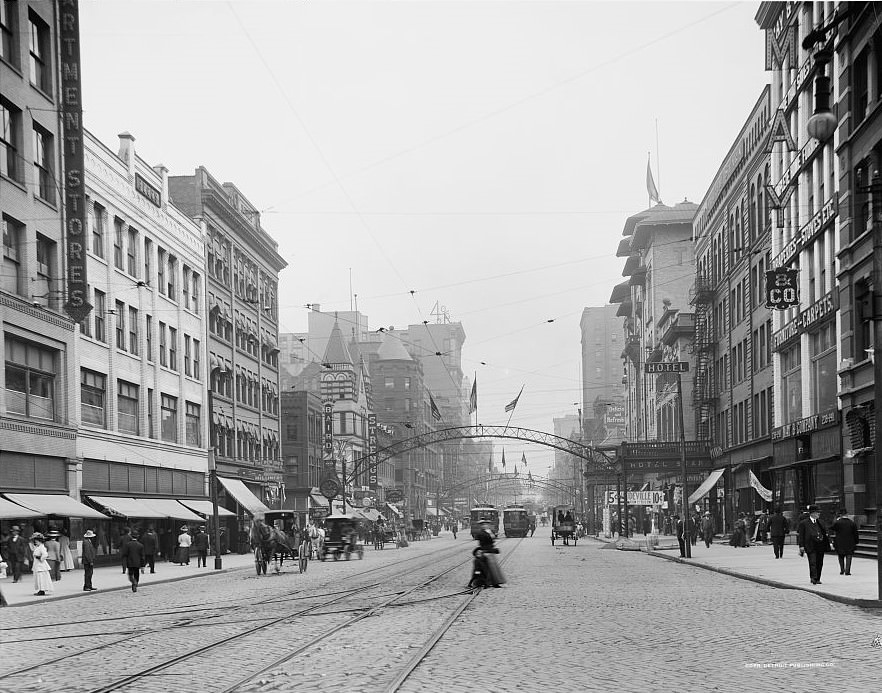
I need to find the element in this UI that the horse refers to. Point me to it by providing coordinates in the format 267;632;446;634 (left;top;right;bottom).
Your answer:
251;520;300;574
308;524;325;560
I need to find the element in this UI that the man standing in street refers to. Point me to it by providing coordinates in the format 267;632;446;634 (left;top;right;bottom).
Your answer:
141;526;158;574
5;526;27;583
768;507;789;559
121;532;145;592
797;504;830;585
675;515;687;557
193;526;209;568
81;530;98;591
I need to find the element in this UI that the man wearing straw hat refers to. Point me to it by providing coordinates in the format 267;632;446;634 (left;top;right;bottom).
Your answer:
81;530;98;591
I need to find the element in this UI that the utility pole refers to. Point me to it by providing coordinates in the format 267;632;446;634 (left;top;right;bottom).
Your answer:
677;372;691;558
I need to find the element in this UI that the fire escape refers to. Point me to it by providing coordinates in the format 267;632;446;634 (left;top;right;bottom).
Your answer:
690;272;715;441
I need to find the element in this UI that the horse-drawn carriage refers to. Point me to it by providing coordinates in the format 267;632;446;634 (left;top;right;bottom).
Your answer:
319;514;365;561
251;511;309;575
551;505;578;546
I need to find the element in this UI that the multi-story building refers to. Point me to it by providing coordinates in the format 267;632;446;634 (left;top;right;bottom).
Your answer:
169;168;287;530
579;305;625;445
610;201;699;444
756;2;842;524
279;388;325;526
692;87;774;528
829;2;882;532
1;1;106;524
72;131;210;535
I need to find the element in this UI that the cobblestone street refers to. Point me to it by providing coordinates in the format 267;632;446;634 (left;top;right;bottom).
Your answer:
2;534;880;692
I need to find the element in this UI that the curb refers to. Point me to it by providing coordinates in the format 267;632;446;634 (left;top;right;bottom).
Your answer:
1;563;251;608
646;550;882;609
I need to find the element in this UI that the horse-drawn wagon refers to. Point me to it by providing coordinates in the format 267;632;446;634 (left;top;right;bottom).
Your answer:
551;505;578;546
250;511;309;575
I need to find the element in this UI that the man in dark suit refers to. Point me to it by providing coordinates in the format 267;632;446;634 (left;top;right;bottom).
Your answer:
768;507;789;559
120;532;145;592
141;527;158;574
831;509;859;576
797;504;829;585
4;526;28;583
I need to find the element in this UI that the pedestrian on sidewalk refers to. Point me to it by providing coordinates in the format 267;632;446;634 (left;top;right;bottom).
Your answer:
30;533;53;596
193;526;209;567
176;526;192;565
81;530;98;591
675;515;687;557
121;532;145;592
831;509;859;576
118;527;132;574
700;512;715;548
768;507;789;559
797;504;830;585
44;531;62;581
59;531;75;571
5;526;27;583
756;510;770;544
141;526;158;574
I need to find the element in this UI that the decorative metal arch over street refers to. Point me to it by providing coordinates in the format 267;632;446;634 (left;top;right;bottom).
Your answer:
347;425;618;483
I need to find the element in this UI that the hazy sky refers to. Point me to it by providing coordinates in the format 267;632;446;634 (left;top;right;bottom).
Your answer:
78;0;768;478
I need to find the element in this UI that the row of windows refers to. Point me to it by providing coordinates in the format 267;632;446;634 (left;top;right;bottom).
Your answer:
0;5;51;94
80;368;201;445
0;96;55;203
90;202;202;311
211;422;279;463
79;291;201;379
725;386;774;447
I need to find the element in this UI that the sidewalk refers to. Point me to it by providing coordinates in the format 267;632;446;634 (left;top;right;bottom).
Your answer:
1;553;256;607
587;533;881;607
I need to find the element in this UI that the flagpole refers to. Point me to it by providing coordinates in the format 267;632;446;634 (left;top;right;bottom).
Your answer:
655;118;661;199
503;385;524;430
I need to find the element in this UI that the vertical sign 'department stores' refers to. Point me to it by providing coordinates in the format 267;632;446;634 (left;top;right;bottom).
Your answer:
60;0;92;323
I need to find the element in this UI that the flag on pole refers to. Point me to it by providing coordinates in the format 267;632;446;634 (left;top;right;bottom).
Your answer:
501;448;506;468
514;467;518;477
646;154;660;204
521;452;527;467
468;379;477;414
429;391;442;421
488;456;492;474
504;386;524;413
527;470;533;482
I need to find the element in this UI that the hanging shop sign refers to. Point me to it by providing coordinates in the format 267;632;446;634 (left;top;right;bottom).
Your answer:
772;290;837;350
367;414;378;490
765;268;799;310
60;1;91;324
605;490;665;506
772;196;837;268
323;401;335;468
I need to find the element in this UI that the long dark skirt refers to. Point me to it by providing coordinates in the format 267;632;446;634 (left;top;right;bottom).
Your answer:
176;546;190;564
470;551;506;587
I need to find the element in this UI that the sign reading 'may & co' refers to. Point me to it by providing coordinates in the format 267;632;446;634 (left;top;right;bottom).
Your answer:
772;409;839;441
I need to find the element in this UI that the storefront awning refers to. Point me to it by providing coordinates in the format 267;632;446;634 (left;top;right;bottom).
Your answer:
135;498;205;522
309;494;330;509
766;454;838;472
178;499;236;517
217;477;272;517
86;496;167;519
687;468;725;505
386;504;402;518
6;493;109;520
0;496;43;519
360;508;381;522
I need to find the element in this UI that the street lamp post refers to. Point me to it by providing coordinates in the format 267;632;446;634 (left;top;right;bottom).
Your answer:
207;364;230;570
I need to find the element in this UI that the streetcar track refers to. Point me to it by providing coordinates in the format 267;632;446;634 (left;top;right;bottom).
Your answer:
0;540;475;685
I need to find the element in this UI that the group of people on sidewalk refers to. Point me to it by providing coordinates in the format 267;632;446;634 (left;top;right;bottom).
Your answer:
672;504;861;587
2;523;218;601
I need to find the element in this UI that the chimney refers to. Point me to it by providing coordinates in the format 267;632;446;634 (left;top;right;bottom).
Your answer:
118;131;136;180
153;163;169;209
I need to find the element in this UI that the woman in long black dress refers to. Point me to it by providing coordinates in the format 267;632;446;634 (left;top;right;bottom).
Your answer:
470;519;505;588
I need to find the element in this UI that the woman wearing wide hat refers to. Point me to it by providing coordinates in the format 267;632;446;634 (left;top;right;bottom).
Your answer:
30;533;53;596
176;525;192;565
